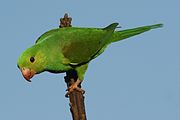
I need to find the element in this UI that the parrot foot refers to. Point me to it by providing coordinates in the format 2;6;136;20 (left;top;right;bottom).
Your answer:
65;79;85;98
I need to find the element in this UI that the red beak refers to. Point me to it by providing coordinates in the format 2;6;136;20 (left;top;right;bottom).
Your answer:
21;68;36;82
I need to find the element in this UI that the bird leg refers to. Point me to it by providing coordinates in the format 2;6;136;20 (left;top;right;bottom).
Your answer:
65;79;85;97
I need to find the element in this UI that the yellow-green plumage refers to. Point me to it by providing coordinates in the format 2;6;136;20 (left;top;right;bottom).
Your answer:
17;23;163;81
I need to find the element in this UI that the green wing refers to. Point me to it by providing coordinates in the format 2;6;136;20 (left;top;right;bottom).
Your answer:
61;23;118;65
35;29;60;44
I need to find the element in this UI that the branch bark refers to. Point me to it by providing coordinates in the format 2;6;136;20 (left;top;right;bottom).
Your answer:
60;13;87;120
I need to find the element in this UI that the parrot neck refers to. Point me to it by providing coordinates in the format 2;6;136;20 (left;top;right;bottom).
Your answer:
37;40;72;73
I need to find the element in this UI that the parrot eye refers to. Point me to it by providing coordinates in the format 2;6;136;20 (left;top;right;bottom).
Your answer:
30;57;35;63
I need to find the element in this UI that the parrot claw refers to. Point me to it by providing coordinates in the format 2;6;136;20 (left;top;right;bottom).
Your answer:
65;86;85;98
65;79;85;98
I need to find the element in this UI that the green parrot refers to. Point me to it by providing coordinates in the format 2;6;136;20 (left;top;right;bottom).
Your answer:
17;23;163;95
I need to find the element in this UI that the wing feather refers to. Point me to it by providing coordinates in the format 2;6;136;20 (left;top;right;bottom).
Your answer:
62;23;118;64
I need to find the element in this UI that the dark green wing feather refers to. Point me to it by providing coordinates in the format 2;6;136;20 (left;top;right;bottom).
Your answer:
62;23;118;64
62;39;100;65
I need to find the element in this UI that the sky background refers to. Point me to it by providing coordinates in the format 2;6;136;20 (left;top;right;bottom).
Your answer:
0;0;179;120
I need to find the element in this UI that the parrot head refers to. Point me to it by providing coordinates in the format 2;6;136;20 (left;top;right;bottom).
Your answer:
17;45;46;82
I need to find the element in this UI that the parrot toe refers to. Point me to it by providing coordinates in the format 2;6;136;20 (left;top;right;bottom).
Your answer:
65;79;85;97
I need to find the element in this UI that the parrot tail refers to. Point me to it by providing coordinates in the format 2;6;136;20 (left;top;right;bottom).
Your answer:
111;24;163;43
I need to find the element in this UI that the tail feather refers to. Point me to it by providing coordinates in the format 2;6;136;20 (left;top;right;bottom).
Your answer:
111;24;163;43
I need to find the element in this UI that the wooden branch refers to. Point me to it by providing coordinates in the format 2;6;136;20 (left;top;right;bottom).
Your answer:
59;13;72;28
60;13;87;120
64;70;87;120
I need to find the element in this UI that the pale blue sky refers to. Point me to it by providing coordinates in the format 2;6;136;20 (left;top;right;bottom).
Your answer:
0;0;179;120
